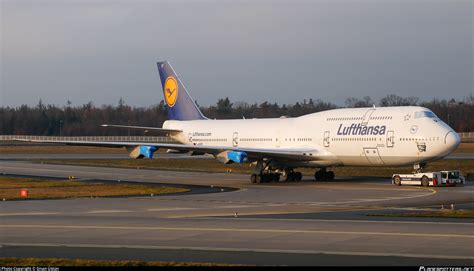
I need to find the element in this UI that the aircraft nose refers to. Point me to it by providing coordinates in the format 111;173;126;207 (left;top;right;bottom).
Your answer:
444;131;460;151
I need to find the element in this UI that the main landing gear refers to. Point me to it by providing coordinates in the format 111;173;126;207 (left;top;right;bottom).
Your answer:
249;162;335;184
285;171;303;182
314;168;335;181
250;160;303;184
250;171;303;183
250;173;280;183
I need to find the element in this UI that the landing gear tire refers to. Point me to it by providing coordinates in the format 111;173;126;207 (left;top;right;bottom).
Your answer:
272;174;280;182
250;174;257;184
285;172;302;182
327;171;334;181
314;171;326;181
314;169;334;181
314;171;320;181
286;172;295;182
250;172;282;184
295;172;303;181
421;175;429;187
252;169;306;184
393;175;401;186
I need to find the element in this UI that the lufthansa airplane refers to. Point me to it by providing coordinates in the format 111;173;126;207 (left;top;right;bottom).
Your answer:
20;61;461;183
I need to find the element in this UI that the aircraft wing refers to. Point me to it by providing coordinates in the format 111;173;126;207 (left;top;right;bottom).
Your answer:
13;138;324;161
101;124;182;135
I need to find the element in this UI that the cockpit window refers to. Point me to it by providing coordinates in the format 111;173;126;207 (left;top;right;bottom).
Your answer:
415;111;437;119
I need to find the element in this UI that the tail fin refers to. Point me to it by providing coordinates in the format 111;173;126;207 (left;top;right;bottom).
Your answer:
157;61;207;120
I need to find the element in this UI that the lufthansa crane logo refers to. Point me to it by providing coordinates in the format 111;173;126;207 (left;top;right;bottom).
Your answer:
164;76;178;107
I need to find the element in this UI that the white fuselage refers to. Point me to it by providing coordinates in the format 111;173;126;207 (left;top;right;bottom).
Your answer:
163;106;460;168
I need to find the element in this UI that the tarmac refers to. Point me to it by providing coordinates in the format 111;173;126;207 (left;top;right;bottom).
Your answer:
0;159;473;266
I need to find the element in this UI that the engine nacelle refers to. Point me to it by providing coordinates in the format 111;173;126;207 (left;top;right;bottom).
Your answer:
129;145;158;159
216;151;247;164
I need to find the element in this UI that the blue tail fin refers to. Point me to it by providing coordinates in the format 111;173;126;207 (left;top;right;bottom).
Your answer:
157;61;207;120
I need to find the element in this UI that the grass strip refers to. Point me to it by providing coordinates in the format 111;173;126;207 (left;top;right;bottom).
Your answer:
0;257;231;266
0;176;188;200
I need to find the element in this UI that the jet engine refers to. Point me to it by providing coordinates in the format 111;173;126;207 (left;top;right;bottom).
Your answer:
129;146;158;159
216;151;247;164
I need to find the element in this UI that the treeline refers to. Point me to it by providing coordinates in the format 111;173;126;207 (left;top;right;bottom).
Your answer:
1;95;473;136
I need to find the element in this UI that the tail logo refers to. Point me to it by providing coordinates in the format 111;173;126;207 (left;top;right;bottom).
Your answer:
164;76;178;107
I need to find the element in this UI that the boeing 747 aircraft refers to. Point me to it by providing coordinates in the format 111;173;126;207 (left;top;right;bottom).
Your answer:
19;61;461;183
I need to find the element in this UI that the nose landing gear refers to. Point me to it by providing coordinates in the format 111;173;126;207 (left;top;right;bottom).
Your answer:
413;163;427;173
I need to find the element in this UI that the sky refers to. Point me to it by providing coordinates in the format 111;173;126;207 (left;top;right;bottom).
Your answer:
1;0;473;107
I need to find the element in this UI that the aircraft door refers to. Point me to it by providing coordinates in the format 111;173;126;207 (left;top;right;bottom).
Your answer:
363;147;384;165
232;132;239;147
361;109;375;125
275;130;281;148
323;131;330;147
386;130;395;148
188;133;193;144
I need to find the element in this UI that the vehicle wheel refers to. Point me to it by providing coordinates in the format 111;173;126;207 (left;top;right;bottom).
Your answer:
327;171;335;181
250;174;257;184
393;175;401;186
256;174;262;183
421;176;429;187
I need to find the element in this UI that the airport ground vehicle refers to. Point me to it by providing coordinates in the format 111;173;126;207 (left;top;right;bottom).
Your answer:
392;170;464;187
440;170;465;186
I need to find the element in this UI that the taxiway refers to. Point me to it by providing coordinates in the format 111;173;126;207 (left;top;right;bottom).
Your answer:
0;160;473;265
